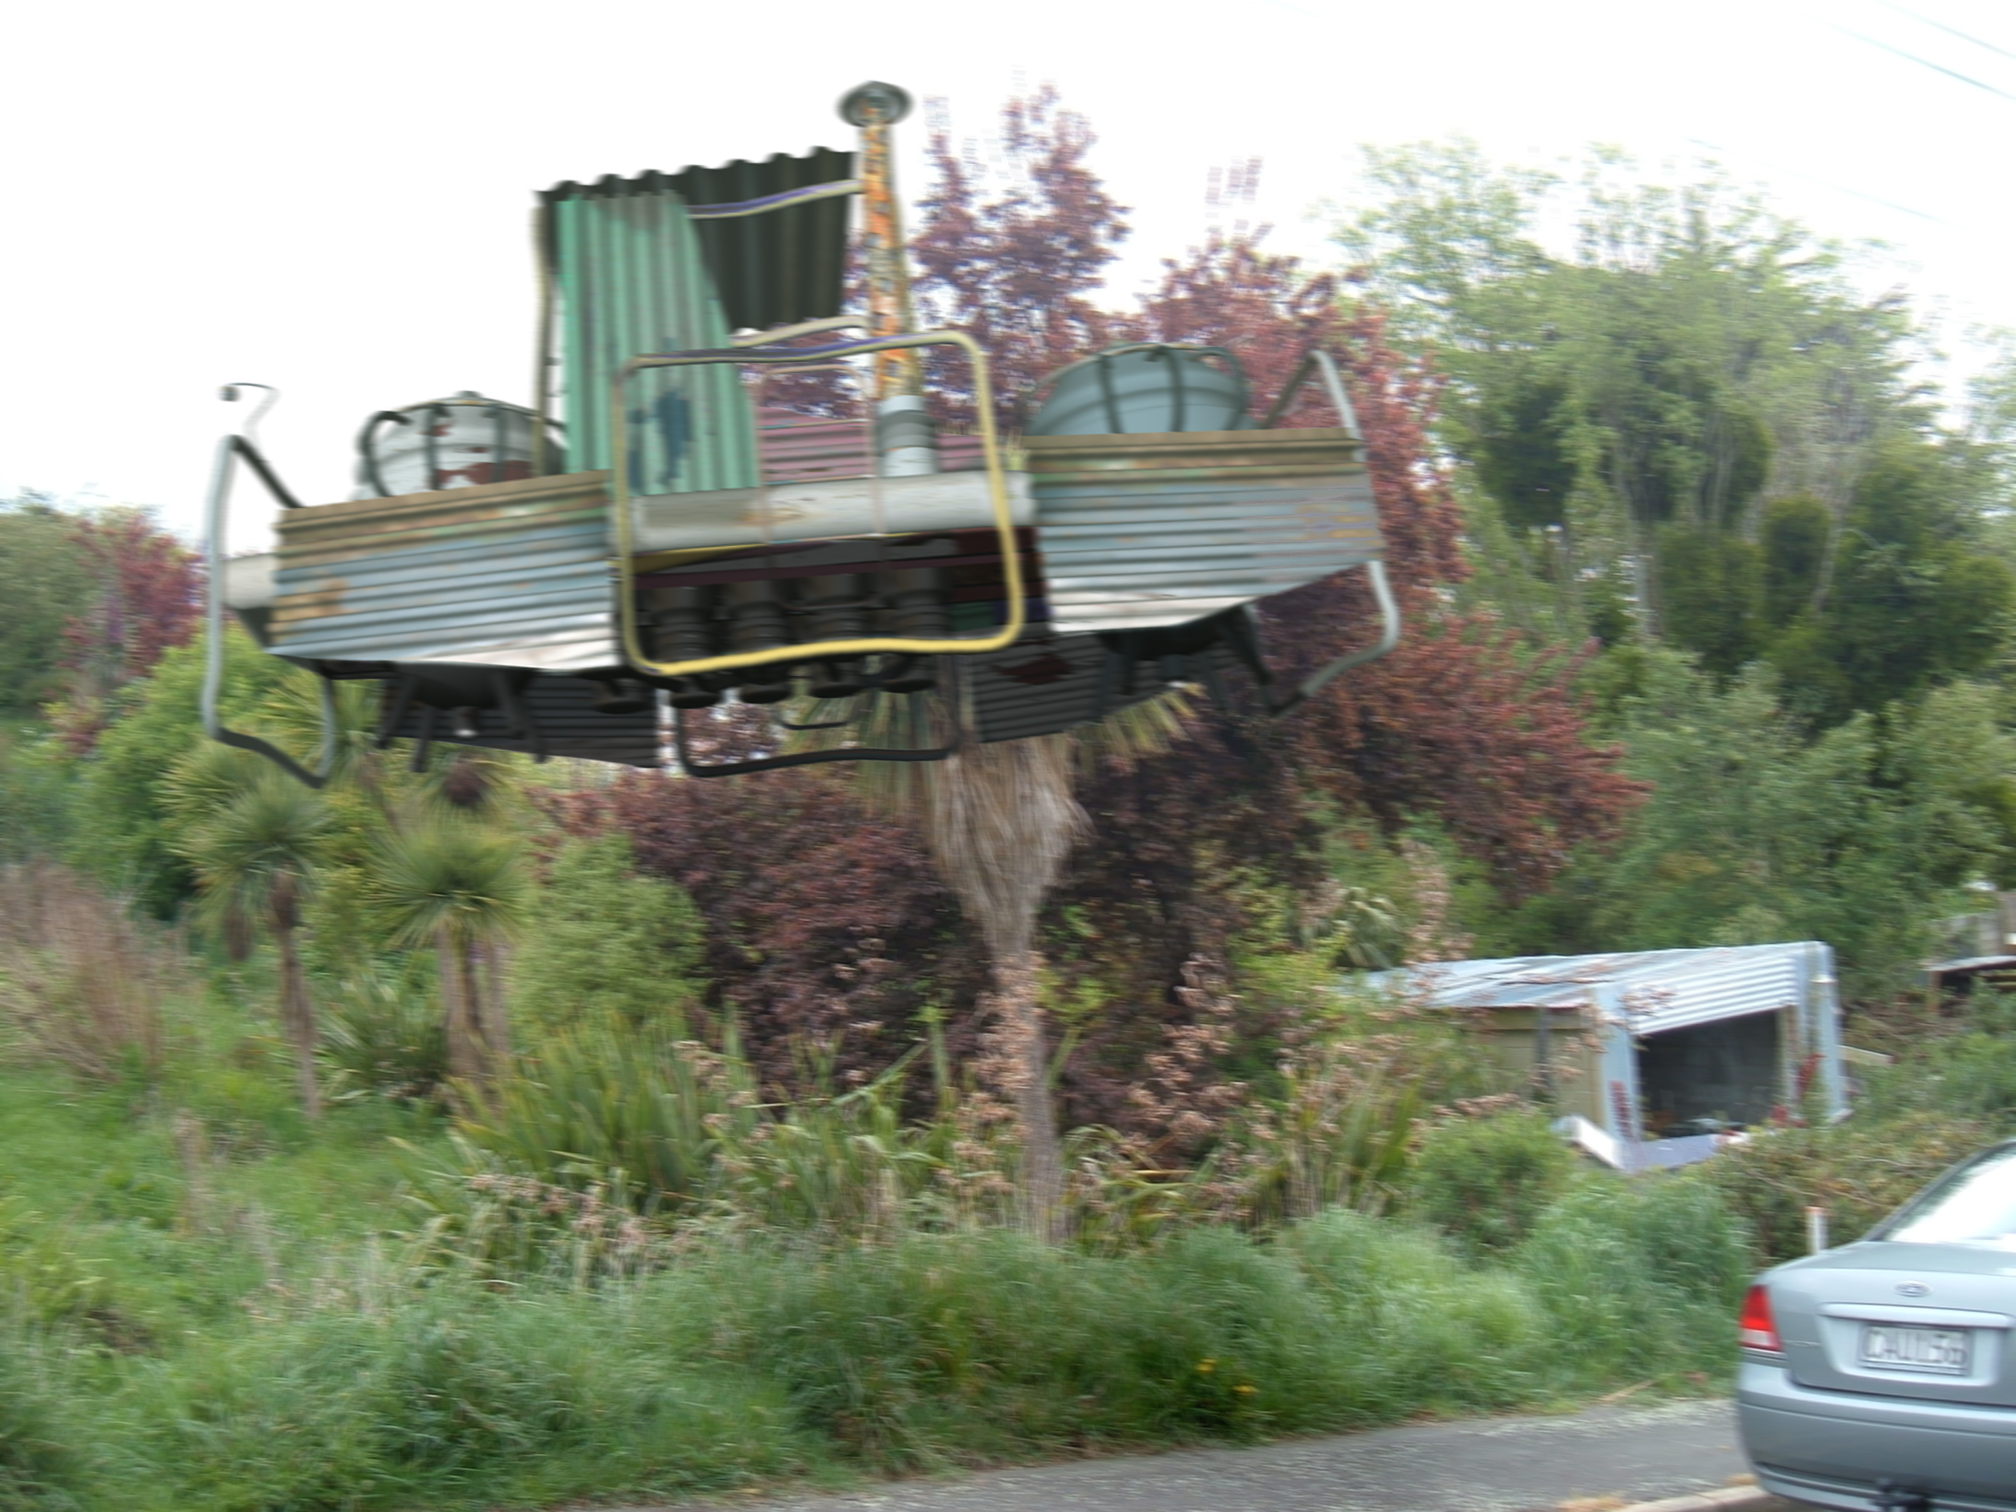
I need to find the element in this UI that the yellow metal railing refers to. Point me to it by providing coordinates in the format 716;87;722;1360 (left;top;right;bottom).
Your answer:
609;329;1025;680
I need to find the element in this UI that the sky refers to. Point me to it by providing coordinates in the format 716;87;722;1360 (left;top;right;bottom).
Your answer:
4;0;2013;547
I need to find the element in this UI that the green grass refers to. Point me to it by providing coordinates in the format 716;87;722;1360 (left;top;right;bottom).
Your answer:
0;978;1754;1512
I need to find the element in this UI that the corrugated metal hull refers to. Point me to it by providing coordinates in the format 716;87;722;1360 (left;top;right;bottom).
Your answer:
270;473;620;671
376;672;662;768
963;631;1233;743
1026;428;1380;636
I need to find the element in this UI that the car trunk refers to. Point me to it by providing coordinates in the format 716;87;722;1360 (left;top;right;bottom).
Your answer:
1771;1241;2016;1407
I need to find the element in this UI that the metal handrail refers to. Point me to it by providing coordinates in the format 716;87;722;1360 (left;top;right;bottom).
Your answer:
201;392;338;788
1266;558;1400;716
609;328;1025;680
1260;347;1363;439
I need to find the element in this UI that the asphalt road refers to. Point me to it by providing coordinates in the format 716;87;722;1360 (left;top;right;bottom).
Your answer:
652;1398;1786;1512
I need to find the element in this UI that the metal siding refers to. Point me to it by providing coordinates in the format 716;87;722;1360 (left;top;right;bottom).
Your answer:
1375;944;1822;1036
269;472;621;671
1026;428;1382;636
554;189;758;496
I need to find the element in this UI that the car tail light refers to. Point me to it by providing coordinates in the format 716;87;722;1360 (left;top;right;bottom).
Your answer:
1739;1284;1783;1354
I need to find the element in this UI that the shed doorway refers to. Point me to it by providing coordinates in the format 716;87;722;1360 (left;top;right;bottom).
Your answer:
1637;1009;1783;1133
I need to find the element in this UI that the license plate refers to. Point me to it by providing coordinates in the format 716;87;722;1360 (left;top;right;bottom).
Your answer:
1860;1324;1971;1374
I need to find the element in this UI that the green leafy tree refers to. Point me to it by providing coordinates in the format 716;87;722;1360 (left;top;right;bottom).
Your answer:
511;834;705;1039
66;628;294;914
0;497;94;712
1530;652;2013;989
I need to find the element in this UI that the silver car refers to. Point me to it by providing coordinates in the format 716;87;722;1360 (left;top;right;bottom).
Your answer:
1739;1138;2016;1510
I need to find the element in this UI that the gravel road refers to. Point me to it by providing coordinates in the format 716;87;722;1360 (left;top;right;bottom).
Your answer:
630;1398;1781;1512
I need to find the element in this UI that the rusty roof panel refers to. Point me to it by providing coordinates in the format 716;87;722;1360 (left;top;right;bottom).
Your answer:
1381;943;1830;1037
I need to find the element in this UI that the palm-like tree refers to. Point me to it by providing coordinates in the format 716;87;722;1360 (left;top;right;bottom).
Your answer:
363;818;529;1098
172;760;332;1116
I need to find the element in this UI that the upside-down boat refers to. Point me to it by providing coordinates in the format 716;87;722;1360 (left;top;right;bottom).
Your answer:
206;81;1397;783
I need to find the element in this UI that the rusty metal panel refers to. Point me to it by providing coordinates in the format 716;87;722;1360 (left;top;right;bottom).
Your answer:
550;187;758;496
628;470;1032;553
269;472;619;671
757;408;876;484
1025;428;1381;635
755;411;993;483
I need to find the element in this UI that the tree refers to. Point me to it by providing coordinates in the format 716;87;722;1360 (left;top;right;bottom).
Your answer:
1338;141;1924;674
511;833;705;1040
50;506;202;751
911;86;1132;430
364;818;530;1097
170;754;332;1117
0;497;94;711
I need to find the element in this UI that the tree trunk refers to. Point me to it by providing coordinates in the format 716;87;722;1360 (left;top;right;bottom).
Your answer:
919;736;1085;1241
270;900;320;1120
991;951;1064;1239
438;929;484;1091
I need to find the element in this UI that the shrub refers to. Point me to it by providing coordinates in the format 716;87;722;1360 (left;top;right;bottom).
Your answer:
0;863;167;1081
510;835;705;1040
1696;1112;1991;1263
1516;1175;1750;1380
1405;1111;1572;1255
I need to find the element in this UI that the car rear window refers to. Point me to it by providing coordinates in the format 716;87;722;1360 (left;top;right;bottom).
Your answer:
1877;1144;2016;1245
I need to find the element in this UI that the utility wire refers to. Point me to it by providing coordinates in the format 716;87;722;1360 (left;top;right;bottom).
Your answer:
1873;0;2016;64
1686;137;1955;226
1831;23;2016;101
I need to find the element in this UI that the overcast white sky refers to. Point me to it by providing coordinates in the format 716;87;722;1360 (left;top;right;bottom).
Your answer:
4;0;2012;545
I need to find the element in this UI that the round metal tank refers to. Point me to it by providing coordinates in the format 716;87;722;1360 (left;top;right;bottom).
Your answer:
1027;345;1253;437
353;391;566;499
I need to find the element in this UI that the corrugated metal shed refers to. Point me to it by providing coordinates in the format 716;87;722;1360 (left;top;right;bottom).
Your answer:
1026;428;1381;635
1398;943;1817;1036
1372;941;1847;1131
545;149;854;336
548;185;758;495
269;472;619;671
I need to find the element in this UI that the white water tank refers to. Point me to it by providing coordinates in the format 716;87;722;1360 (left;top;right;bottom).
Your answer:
353;391;565;499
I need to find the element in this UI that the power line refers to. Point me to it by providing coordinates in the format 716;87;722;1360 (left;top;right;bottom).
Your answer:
1874;0;2016;64
1686;137;1956;226
1831;23;2016;102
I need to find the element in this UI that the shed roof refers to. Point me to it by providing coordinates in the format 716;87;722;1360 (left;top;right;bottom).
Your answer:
1370;942;1828;1037
541;147;855;335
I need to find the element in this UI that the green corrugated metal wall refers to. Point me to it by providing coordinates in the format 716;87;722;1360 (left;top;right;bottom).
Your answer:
554;189;758;495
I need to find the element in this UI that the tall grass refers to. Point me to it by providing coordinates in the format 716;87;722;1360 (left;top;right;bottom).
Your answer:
3;1185;1749;1511
0;863;168;1080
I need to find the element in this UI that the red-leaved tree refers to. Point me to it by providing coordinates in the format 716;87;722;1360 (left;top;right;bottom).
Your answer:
54;508;203;751
554;92;1642;1131
912;87;1132;430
